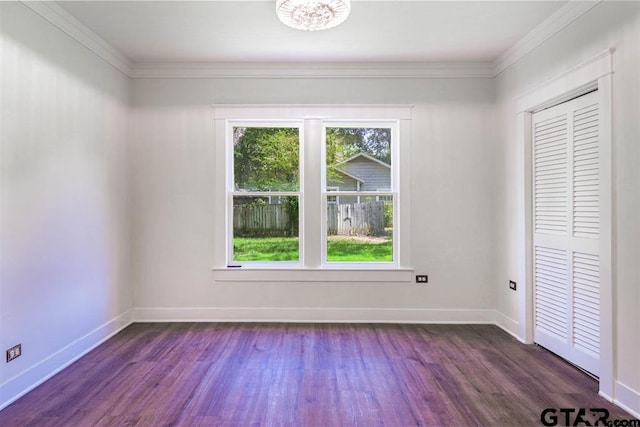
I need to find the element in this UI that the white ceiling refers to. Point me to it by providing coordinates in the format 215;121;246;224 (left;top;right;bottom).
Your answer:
56;0;566;64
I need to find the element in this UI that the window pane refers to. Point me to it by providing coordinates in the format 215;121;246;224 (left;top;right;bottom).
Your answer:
233;196;299;262
234;127;299;191
326;196;393;262
325;127;391;192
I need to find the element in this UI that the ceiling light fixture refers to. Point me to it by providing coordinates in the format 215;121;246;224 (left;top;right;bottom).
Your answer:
276;0;351;31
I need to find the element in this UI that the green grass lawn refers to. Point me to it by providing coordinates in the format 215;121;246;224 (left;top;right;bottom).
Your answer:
326;237;392;262
233;236;392;262
233;237;299;261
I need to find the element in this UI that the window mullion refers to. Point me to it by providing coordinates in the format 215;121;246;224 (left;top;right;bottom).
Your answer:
303;119;322;268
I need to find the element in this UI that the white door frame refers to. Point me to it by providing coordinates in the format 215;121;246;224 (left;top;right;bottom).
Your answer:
514;49;614;400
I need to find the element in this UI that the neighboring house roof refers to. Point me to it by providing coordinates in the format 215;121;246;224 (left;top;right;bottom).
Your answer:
328;167;365;183
335;152;391;169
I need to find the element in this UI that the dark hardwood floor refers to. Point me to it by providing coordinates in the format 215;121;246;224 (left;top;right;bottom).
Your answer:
0;323;634;426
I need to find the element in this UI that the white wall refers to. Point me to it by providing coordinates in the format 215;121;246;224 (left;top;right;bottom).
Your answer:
5;0;636;417
494;1;640;414
130;77;498;321
0;3;131;408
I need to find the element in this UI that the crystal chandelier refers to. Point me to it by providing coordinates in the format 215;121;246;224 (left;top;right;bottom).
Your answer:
276;0;351;31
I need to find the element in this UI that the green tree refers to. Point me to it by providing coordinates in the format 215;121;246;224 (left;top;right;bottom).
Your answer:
325;127;391;184
326;127;391;166
234;127;299;191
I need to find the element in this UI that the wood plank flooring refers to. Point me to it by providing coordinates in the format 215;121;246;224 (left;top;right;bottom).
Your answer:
0;323;634;426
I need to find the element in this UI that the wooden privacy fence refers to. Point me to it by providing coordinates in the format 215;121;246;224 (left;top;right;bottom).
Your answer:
233;204;294;237
328;202;385;236
234;201;386;237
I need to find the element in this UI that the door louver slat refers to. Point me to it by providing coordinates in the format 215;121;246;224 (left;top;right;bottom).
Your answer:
534;113;568;235
535;246;568;342
573;252;600;356
573;104;599;239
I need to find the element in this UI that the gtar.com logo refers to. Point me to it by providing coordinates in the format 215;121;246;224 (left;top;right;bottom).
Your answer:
540;408;639;426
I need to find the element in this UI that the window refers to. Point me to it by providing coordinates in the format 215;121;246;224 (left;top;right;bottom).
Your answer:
214;105;412;276
323;125;397;265
229;124;302;265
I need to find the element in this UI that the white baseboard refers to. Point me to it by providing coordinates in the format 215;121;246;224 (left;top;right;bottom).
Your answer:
0;310;133;411
614;381;640;419
493;310;525;343
133;307;496;324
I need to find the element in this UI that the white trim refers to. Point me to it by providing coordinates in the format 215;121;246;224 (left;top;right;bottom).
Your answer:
613;382;640;419
397;119;412;269
131;62;495;79
597;71;615;401
0;311;133;411
516;49;614;112
494;1;603;76
133;307;496;324
213;268;412;282
20;1;133;77
515;49;614;400
494;311;523;343
516;111;535;344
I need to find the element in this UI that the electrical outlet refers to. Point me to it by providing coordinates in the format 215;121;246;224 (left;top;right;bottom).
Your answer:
509;280;517;291
416;275;428;283
6;344;22;362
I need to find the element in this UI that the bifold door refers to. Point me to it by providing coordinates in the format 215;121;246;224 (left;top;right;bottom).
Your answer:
532;90;600;376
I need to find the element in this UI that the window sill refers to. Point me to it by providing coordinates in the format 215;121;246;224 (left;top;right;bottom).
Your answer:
212;268;413;283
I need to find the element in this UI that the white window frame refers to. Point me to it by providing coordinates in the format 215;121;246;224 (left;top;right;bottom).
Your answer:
321;121;399;268
226;120;304;268
212;105;413;282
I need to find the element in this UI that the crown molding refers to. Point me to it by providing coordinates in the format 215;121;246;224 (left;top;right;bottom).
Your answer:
494;0;603;76
24;1;603;80
130;62;495;79
20;1;133;77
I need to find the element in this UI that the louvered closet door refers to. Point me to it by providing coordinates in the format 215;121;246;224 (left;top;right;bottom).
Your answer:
532;90;600;376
